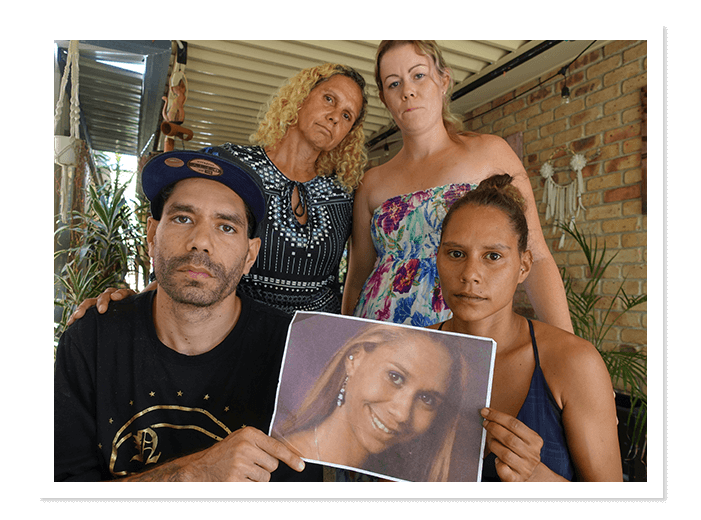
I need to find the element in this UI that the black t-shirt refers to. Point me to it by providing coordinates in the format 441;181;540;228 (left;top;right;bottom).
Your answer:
54;291;321;482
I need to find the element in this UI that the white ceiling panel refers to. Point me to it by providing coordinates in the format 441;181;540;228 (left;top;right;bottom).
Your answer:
181;39;516;147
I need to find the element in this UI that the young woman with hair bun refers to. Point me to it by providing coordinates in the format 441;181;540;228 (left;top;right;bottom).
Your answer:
433;174;622;481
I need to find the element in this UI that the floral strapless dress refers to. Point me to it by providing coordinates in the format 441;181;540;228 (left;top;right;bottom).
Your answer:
353;183;476;327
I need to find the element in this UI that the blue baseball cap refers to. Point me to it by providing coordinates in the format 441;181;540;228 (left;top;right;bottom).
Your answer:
142;146;266;225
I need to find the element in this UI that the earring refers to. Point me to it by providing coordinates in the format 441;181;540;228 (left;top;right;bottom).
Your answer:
336;376;348;407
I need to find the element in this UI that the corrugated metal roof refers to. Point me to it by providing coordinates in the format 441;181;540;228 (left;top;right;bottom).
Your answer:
54;40;607;160
54;40;172;156
77;58;143;153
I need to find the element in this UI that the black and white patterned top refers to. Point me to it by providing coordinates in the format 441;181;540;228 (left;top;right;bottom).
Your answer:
221;143;354;315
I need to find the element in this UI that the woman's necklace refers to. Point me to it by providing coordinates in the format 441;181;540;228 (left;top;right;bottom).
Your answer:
314;425;321;460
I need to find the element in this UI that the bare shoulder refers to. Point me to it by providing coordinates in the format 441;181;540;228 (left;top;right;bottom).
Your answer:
358;163;386;191
355;164;386;210
356;155;411;210
533;321;611;406
479;133;527;172
453;132;526;180
532;320;599;360
457;131;509;152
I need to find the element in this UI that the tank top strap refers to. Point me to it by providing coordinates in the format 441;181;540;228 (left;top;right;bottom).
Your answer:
526;318;540;368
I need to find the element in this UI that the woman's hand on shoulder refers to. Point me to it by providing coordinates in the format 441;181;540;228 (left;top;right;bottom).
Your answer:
67;288;135;326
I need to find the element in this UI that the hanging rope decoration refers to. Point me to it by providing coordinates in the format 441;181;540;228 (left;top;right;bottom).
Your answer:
539;146;588;248
54;40;81;155
54;41;82;222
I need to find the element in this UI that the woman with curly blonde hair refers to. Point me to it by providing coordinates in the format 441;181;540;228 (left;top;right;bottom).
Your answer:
250;63;367;192
219;63;368;315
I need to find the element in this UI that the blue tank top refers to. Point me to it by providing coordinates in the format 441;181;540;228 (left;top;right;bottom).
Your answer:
480;319;575;481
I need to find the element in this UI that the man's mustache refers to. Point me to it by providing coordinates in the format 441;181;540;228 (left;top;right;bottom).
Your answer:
165;252;223;276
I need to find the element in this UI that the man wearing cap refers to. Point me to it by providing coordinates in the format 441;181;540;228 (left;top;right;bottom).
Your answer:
54;147;318;482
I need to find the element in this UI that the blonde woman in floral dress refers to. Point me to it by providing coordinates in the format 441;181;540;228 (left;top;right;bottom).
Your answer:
342;41;573;333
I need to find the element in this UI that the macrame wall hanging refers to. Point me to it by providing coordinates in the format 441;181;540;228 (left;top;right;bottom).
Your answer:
539;145;589;248
54;40;82;222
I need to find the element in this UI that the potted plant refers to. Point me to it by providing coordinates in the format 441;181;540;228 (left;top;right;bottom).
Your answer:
54;153;149;349
558;222;647;481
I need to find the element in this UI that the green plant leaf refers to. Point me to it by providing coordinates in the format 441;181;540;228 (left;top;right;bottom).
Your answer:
558;222;647;457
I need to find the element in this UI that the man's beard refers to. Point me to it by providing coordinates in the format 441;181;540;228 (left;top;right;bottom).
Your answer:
154;250;246;308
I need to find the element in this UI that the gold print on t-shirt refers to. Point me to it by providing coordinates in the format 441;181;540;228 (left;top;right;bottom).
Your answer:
109;404;231;477
130;427;162;466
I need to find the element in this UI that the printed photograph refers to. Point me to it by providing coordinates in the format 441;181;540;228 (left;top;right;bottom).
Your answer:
270;312;496;481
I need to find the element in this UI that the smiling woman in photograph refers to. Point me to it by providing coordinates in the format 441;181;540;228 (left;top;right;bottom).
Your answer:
272;323;470;482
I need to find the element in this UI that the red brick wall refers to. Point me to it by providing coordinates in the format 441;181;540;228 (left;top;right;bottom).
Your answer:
464;40;647;353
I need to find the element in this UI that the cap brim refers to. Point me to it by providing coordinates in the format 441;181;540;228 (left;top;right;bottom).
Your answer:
142;149;266;223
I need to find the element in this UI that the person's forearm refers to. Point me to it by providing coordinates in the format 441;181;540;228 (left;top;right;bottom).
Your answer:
110;454;196;482
523;256;573;333
341;280;362;315
341;243;375;316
